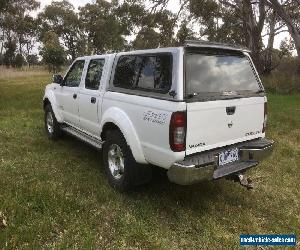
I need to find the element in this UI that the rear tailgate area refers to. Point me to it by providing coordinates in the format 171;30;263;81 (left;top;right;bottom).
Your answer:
186;96;265;155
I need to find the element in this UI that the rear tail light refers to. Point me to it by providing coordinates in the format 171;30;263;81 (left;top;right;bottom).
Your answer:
169;112;186;152
262;102;267;133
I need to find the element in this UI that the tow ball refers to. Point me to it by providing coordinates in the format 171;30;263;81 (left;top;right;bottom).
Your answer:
227;174;254;190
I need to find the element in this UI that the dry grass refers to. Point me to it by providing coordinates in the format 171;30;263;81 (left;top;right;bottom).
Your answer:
0;66;50;80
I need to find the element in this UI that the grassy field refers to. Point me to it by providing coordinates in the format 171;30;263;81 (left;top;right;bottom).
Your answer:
0;68;299;249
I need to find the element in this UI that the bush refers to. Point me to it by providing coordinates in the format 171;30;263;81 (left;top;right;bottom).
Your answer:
276;57;300;75
262;73;300;94
14;54;25;68
26;54;38;67
261;57;300;94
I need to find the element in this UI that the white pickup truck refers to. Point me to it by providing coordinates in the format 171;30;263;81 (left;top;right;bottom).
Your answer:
43;40;273;191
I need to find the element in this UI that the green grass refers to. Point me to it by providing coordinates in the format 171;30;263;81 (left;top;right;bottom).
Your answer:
0;70;299;249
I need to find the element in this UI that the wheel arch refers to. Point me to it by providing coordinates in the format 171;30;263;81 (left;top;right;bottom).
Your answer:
43;90;63;123
100;108;147;164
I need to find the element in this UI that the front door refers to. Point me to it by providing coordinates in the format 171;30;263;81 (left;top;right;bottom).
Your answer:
78;58;106;136
54;60;85;127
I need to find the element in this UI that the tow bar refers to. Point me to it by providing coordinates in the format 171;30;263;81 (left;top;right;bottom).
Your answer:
227;174;254;190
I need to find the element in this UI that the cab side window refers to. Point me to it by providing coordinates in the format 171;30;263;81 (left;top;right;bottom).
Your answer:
85;59;105;90
113;54;172;94
113;55;140;89
137;55;172;92
64;60;85;87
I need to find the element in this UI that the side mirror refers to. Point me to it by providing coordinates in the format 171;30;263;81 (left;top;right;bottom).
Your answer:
53;74;63;86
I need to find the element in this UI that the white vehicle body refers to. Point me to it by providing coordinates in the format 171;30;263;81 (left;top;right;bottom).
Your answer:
43;41;273;187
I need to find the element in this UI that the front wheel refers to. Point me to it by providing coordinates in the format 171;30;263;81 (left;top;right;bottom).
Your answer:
102;130;152;191
44;104;62;140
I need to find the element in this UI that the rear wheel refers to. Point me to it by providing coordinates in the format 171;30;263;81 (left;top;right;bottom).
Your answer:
103;130;152;191
44;104;62;140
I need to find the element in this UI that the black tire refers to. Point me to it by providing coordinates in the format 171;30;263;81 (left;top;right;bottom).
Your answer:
44;104;62;140
103;130;152;192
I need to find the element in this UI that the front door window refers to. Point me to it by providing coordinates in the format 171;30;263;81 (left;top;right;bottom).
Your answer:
64;60;85;87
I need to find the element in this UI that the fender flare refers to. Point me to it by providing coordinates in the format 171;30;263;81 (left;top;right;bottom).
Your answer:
100;107;147;164
43;87;63;123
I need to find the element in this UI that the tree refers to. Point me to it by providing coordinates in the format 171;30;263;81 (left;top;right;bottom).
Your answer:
280;37;295;57
132;27;161;49
79;0;127;54
0;0;39;65
176;21;196;45
3;39;16;67
38;0;82;60
213;0;266;73
261;9;283;74
16;15;37;56
40;31;65;73
150;0;267;72
189;0;222;41
131;10;176;48
267;0;300;59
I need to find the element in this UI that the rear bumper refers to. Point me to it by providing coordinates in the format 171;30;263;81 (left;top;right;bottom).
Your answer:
167;138;274;185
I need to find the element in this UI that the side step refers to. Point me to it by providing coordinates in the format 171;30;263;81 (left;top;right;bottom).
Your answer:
213;161;258;179
61;126;104;150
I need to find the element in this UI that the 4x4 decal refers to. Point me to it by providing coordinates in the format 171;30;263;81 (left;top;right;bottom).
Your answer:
143;110;167;125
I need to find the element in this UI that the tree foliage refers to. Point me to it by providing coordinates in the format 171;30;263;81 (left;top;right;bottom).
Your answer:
0;0;299;75
77;0;128;54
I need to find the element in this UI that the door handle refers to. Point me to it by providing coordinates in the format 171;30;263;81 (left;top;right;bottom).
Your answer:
73;94;77;99
91;97;96;104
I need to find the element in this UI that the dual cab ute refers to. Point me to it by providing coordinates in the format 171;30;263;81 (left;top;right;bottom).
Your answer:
43;40;274;191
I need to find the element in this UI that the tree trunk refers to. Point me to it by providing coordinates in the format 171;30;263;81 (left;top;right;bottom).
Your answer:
0;29;4;59
241;0;266;73
264;11;276;74
70;36;76;61
18;35;23;55
288;26;300;59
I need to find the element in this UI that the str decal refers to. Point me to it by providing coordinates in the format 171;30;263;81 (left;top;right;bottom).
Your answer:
143;110;167;125
189;142;206;149
245;130;261;136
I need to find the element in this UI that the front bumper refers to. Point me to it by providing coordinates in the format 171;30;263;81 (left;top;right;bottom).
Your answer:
167;138;274;185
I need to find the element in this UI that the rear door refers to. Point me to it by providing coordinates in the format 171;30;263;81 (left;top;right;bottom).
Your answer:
78;57;106;136
184;48;266;155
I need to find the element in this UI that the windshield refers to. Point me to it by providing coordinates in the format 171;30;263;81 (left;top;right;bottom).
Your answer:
185;52;261;96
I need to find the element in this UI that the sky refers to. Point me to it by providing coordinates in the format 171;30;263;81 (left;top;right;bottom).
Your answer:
36;0;290;50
